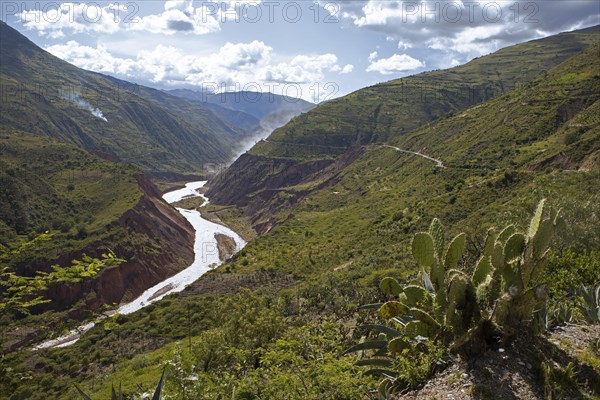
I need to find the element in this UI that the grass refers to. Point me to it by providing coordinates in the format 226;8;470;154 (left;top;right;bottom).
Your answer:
0;129;142;268
211;43;600;282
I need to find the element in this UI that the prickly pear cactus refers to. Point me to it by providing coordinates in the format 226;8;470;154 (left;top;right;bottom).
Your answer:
350;199;562;379
489;199;560;331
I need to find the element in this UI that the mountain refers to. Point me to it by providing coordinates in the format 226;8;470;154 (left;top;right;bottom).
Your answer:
168;89;315;120
168;88;317;156
2;25;600;400
0;21;251;173
0;22;208;322
165;89;261;131
206;38;599;278
245;25;600;160
0;129;195;317
207;25;600;209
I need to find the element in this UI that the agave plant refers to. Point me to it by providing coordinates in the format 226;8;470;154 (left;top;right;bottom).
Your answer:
579;284;600;323
534;303;575;332
75;368;166;399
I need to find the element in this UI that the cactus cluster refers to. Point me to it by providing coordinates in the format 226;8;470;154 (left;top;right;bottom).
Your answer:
484;199;564;332
376;217;477;346
349;199;564;381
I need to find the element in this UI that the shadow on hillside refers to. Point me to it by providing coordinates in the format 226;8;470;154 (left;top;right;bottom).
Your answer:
466;328;600;400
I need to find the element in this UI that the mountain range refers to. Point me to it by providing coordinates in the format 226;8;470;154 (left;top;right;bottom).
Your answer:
1;20;599;400
1;20;255;173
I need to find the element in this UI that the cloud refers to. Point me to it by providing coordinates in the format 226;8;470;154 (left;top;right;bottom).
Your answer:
426;25;506;54
398;41;411;50
368;51;378;62
18;2;121;37
46;41;140;75
366;54;424;74
164;0;194;13
263;54;339;84
45;40;346;102
324;0;600;68
129;4;223;35
17;0;265;37
340;64;354;74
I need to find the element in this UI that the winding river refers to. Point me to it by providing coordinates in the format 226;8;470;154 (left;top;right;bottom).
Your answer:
35;181;246;349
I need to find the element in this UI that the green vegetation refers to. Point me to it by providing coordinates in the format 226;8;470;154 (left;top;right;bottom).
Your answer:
75;367;165;400
0;285;377;399
0;129;145;287
1;24;599;400
0;129;141;243
347;201;571;392
0;233;123;315
579;284;600;324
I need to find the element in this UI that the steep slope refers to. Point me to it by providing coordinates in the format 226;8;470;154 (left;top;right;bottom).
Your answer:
207;25;600;212
0;21;247;173
0;129;141;245
3;34;600;400
0;130;195;317
208;42;600;278
165;89;261;132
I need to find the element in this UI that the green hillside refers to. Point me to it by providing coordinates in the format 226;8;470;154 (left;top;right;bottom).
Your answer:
2;29;598;400
250;25;599;160
0;23;209;324
0;21;248;173
0;128;140;265
217;42;599;278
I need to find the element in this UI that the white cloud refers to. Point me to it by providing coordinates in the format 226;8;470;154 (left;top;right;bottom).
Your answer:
18;3;121;37
45;40;345;102
340;64;354;74
352;1;409;27
366;54;424;74
164;0;194;13
264;54;339;84
17;0;265;37
331;0;600;68
426;25;505;54
398;41;412;50
46;41;140;75
130;4;222;35
129;0;265;35
368;51;378;62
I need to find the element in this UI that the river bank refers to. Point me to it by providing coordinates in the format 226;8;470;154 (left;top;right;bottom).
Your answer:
34;181;246;349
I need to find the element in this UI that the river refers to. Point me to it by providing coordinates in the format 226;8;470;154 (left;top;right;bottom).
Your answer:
34;181;246;349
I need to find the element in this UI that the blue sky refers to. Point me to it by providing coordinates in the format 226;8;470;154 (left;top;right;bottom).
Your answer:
3;1;599;102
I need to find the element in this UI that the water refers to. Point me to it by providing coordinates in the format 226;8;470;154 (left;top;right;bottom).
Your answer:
34;181;245;349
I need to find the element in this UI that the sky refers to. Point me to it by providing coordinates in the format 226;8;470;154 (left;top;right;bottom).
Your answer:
2;1;599;102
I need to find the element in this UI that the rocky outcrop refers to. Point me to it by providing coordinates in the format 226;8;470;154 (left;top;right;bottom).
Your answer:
43;175;195;317
215;233;236;261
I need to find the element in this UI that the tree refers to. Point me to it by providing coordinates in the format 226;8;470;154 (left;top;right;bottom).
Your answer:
0;233;124;315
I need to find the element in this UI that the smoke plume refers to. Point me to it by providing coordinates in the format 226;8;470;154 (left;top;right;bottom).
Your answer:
61;90;108;122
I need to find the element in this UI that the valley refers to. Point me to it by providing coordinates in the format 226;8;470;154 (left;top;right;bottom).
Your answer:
33;181;245;350
1;16;599;400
